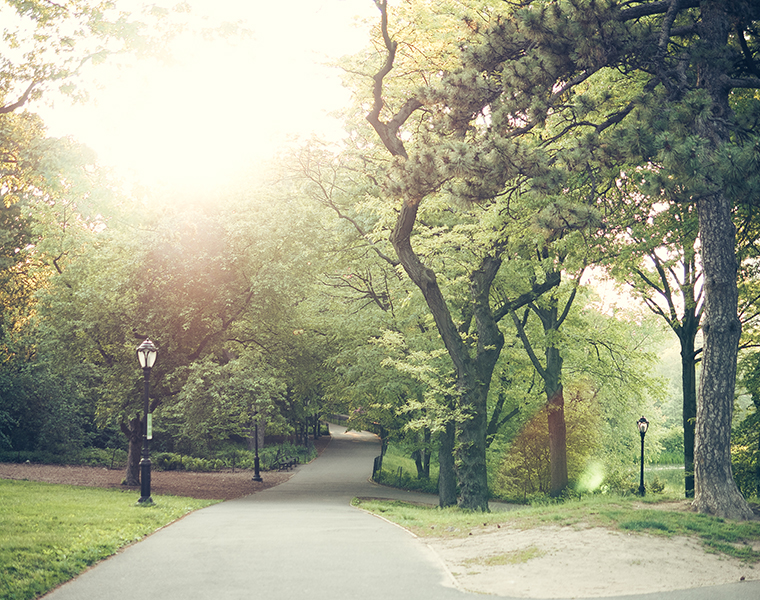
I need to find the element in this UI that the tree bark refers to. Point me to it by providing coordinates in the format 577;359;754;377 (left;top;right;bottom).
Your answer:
121;413;142;487
693;188;752;519
389;198;494;510
510;283;576;497
545;346;568;497
455;382;490;510
691;1;753;520
680;325;697;498
438;420;457;508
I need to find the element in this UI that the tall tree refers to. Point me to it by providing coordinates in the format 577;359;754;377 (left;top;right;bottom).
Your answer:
359;0;758;519
610;202;702;497
359;0;604;508
510;270;585;496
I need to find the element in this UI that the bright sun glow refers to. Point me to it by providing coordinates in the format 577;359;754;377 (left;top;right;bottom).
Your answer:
36;0;376;196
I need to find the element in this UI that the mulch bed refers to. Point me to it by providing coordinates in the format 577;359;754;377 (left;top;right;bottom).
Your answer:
0;435;331;501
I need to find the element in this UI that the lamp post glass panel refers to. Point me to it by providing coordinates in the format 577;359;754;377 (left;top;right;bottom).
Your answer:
637;416;649;496
136;339;157;504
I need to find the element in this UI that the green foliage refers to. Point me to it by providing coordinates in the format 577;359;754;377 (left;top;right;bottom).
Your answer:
152;443;316;473
373;443;440;495
734;351;760;500
152;453;226;473
0;0;186;108
0;447;127;469
494;382;601;501
14;181;331;465
0;479;214;600
167;355;289;454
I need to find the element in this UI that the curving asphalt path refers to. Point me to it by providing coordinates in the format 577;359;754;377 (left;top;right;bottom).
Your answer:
43;425;760;600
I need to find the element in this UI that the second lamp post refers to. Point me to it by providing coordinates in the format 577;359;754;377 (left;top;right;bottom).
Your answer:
637;416;649;496
136;338;158;504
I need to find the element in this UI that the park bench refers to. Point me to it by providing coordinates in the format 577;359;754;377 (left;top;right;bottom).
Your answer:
272;450;298;471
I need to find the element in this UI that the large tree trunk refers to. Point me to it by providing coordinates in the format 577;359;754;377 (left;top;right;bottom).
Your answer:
692;1;753;520
545;346;568;496
455;383;490;510
680;329;697;498
438;420;457;508
693;189;752;519
412;427;431;479
121;413;142;487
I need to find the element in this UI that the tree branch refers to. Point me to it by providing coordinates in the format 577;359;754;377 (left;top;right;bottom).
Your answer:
509;308;548;381
493;271;562;322
556;268;585;330
0;81;37;114
617;0;700;21
366;0;422;159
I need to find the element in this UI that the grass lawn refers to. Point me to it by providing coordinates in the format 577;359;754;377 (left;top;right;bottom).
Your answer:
353;495;760;562
0;479;216;600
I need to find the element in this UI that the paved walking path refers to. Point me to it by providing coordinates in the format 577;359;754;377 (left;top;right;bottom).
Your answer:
43;425;760;600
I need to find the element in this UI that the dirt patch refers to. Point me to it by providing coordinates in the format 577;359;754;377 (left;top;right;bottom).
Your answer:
428;522;759;598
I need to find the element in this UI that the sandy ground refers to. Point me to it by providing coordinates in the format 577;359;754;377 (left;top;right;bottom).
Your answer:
426;520;759;598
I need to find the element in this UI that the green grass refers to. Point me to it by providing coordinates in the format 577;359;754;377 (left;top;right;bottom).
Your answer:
353;495;760;562
0;479;216;600
373;447;440;495
465;546;545;567
649;464;687;496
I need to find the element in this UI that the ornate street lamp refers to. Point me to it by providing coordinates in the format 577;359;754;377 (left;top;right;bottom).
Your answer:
136;338;157;503
637;416;649;496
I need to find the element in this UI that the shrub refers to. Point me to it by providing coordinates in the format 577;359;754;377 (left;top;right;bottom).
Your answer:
77;448;128;469
151;443;316;473
0;448;126;469
373;466;439;495
494;387;600;502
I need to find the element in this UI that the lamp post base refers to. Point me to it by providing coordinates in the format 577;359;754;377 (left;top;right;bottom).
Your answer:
139;458;152;504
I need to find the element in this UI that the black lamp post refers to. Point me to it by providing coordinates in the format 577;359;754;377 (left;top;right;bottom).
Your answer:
637;416;649;496
252;415;263;483
136;338;157;504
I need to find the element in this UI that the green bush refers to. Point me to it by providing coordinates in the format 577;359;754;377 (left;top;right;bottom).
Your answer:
77;447;128;469
0;448;126;469
0;443;317;474
151;443;316;473
152;453;223;472
0;450;71;465
373;466;439;495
